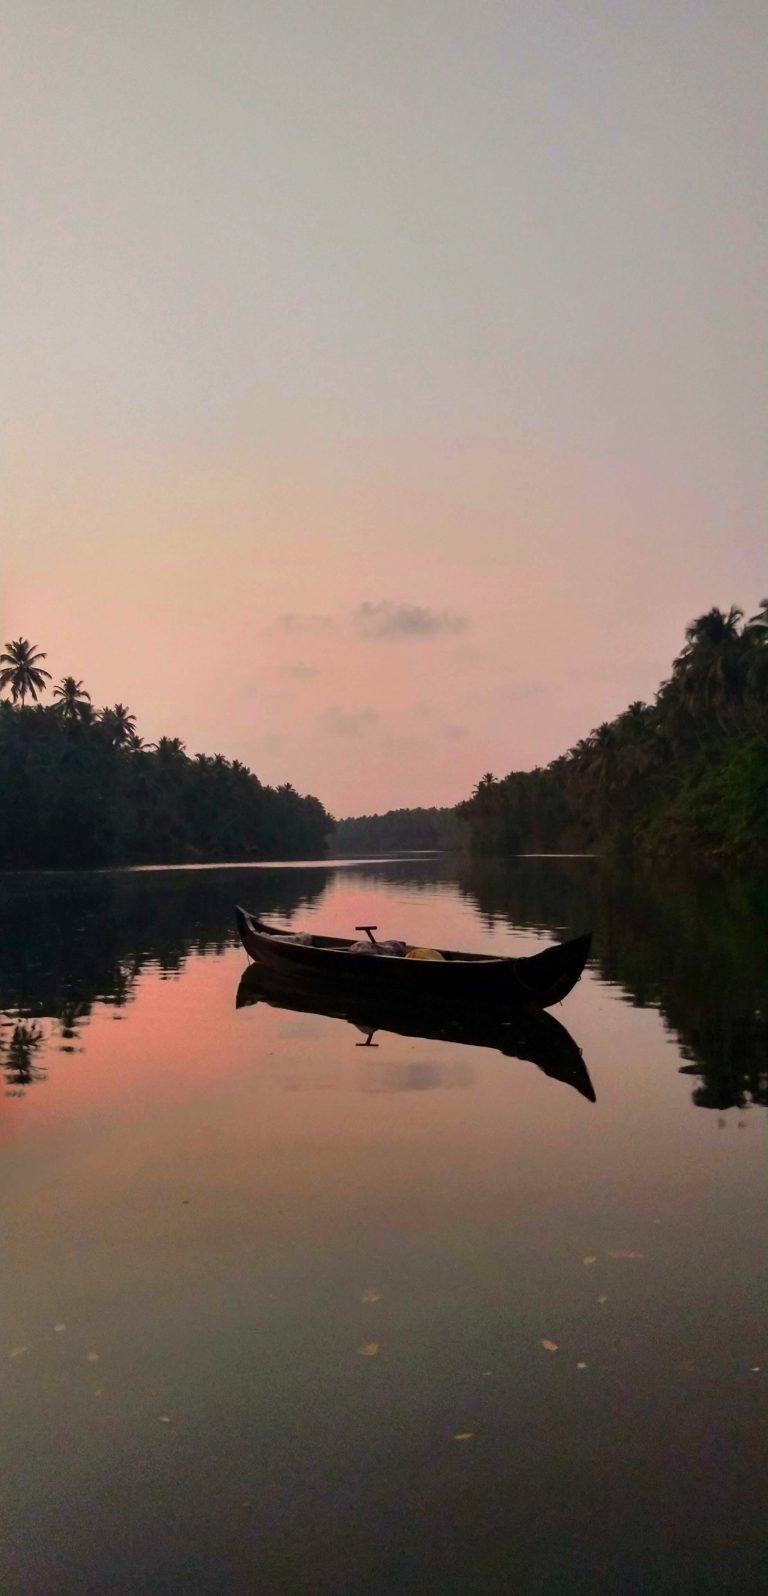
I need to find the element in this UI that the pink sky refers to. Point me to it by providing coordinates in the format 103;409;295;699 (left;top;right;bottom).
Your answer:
3;1;765;815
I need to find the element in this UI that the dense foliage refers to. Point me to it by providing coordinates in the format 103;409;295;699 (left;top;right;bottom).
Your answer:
334;806;459;853
0;642;332;868
458;603;768;859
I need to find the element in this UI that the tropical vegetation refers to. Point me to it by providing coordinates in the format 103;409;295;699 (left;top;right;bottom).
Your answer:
0;638;51;706
458;603;768;860
0;640;332;868
335;806;459;854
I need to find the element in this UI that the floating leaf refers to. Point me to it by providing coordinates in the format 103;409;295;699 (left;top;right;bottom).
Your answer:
9;1346;28;1359
606;1250;644;1260
541;1339;558;1353
54;1324;66;1334
159;1415;173;1424
576;1362;587;1370
359;1342;379;1357
362;1288;381;1304
596;1295;608;1305
87;1351;99;1363
582;1256;597;1267
453;1432;474;1442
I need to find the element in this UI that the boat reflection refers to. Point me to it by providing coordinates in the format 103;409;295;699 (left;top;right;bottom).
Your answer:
236;964;595;1101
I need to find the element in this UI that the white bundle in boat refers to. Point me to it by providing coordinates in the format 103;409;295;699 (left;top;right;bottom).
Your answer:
349;939;408;957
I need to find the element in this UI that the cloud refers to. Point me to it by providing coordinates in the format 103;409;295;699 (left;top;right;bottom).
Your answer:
279;663;319;679
316;705;379;738
353;602;468;641
278;613;333;634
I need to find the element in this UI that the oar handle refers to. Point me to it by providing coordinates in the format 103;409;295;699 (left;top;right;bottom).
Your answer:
355;924;379;945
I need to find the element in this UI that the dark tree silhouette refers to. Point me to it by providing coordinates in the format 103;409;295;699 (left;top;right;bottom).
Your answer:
0;658;333;868
457;601;768;860
53;677;92;723
0;639;51;706
335;806;459;853
99;703;137;747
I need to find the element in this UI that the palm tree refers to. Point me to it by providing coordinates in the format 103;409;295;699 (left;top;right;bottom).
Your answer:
53;676;91;723
618;700;651;738
681;604;744;651
673;606;746;729
155;736;187;761
99;703;137;747
743;600;768;739
587;722;619;793
0;638;51;706
615;701;659;782
746;598;768;638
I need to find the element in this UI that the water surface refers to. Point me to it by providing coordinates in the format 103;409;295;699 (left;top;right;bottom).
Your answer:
1;857;766;1595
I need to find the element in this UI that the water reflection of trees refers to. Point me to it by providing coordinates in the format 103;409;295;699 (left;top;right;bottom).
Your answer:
2;857;765;1111
3;1021;46;1094
453;857;768;1112
0;866;329;1092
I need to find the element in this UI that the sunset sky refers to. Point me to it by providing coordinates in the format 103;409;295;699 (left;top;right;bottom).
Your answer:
3;0;765;815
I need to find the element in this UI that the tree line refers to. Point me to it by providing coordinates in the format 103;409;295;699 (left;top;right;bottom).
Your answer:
4;601;766;868
0;639;333;868
458;603;768;859
334;806;460;854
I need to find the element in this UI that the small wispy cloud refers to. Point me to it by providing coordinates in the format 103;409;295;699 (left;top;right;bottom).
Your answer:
316;706;379;738
353;602;469;641
278;663;319;679
278;613;334;634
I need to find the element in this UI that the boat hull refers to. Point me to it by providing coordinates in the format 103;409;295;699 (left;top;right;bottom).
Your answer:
235;907;591;1009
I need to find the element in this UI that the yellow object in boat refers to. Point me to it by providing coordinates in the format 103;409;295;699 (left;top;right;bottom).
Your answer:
405;946;445;961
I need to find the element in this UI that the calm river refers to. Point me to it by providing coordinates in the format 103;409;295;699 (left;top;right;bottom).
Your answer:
1;856;766;1595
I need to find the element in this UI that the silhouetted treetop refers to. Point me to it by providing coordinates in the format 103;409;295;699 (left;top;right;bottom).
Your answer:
0;640;332;868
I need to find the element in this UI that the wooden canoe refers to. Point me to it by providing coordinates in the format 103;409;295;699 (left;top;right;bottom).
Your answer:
235;906;591;1009
236;962;595;1100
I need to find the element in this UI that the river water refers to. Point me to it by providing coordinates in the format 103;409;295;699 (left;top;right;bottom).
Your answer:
1;856;766;1595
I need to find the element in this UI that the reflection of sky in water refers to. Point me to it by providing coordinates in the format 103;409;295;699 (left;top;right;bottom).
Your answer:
1;860;766;1594
362;1059;475;1093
